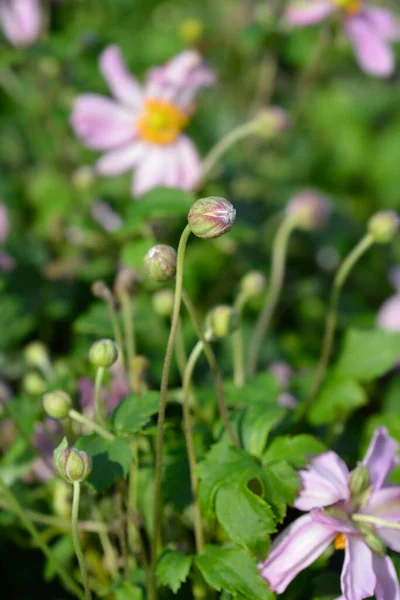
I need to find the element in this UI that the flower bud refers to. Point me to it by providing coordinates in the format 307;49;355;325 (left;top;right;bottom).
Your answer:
179;18;204;44
55;444;92;484
188;197;236;240
152;289;175;317
357;524;386;557
23;372;46;396
205;305;240;340
287;191;330;231
43;390;72;420
89;339;118;369
24;342;49;369
144;245;177;282
240;271;267;299
368;211;399;244
349;465;370;499
257;107;290;137
91;280;113;302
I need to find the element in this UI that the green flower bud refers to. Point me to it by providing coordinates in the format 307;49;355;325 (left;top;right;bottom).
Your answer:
89;339;118;369
205;305;240;340
24;341;49;368
144;245;177;282
349;465;370;499
368;211;399;244
188;197;236;240
54;439;92;484
23;372;46;396
152;289;175;317
240;271;267;298
43;390;72;420
256;107;289;138
287;191;330;231
357;524;386;557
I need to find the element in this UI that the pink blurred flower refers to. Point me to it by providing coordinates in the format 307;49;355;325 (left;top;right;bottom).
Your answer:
286;1;400;77
0;203;14;272
71;46;215;197
377;267;400;332
0;0;42;47
91;200;123;233
269;361;298;409
30;418;63;482
259;427;400;598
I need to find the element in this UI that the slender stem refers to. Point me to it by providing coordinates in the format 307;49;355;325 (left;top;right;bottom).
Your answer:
0;477;85;600
116;480;130;580
69;409;115;442
91;506;118;579
94;367;107;428
71;482;91;600
106;301;125;371
247;216;297;377
175;319;188;381
150;225;192;600
121;292;136;387
128;441;139;555
182;289;240;449
352;513;400;531
305;234;374;410
232;292;247;388
182;340;206;553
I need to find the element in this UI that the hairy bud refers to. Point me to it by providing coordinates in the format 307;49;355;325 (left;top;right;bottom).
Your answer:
368;211;399;244
152;289;175;317
287;191;330;231
144;245;177;282
188;197;236;240
43;390;72;420
205;305;240;340
89;339;118;369
240;271;267;299
55;441;92;484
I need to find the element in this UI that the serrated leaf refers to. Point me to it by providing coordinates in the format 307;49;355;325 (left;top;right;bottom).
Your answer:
241;404;284;458
114;582;144;600
309;376;367;425
111;391;160;433
76;435;133;491
263;435;325;468
157;549;192;593
195;546;273;599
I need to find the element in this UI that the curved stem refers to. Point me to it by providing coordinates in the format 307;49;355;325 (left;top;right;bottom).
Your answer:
69;409;115;442
182;289;240;449
247;216;296;377
232;292;247;388
0;477;85;600
150;225;192;600
182;340;206;553
72;482;91;600
121;292;136;388
94;367;106;428
305;233;374;410
352;513;400;531
175;318;187;381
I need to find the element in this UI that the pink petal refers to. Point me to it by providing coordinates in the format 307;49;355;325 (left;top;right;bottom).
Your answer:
377;528;400;553
258;513;335;594
389;267;400;293
345;14;396;78
132;145;171;197
373;554;400;600
99;45;143;110
96;141;146;176
71;94;136;151
310;508;355;534
0;0;41;47
364;7;400;41
363;427;398;490
285;1;334;27
295;451;350;511
175;135;201;190
377;295;400;332
364;486;400;522
0;204;9;243
341;536;376;600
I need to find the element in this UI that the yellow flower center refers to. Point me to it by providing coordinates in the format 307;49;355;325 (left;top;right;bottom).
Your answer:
333;0;362;15
334;533;346;550
137;99;189;145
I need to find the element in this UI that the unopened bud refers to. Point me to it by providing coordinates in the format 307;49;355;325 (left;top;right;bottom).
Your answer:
152;289;175;317
114;268;140;298
368;211;399;244
205;305;240;340
240;271;267;299
257;107;290;136
72;165;95;190
24;342;49;368
144;245;177;282
357;524;386;557
43;390;72;420
91;280;113;302
287;191;330;231
179;18;204;44
188;197;236;240
55;441;92;484
349;465;370;499
89;339;118;369
23;372;46;396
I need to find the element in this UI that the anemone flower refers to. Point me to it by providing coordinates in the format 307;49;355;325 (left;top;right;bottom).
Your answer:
71;46;216;197
285;1;399;77
259;427;400;599
0;0;42;47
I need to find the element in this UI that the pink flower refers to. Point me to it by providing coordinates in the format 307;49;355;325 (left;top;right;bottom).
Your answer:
71;46;215;197
0;0;42;47
377;267;400;332
286;1;400;77
269;361;298;409
259;427;400;599
0;203;14;272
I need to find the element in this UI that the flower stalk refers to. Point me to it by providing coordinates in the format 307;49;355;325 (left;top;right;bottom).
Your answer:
68;409;115;441
232;291;248;388
94;367;106;428
71;482;91;600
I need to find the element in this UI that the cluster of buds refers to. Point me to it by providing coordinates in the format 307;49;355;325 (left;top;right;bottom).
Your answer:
54;438;91;484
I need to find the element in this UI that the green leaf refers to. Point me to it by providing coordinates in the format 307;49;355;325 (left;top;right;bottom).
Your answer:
76;435;133;492
335;328;400;381
262;461;300;515
263;435;325;468
241;404;284;458
44;536;74;581
195;546;273;599
308;375;367;425
111;391;160;433
157;549;192;593
113;582;144;600
215;482;276;553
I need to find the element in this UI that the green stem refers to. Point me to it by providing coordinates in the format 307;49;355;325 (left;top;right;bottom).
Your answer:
150;225;192;600
182;289;240;449
182;340;206;553
69;409;115;442
92;506;118;579
247;216;297;377
352;513;400;531
304;233;374;410
121;292;136;387
106;300;125;371
128;440;139;555
116;480;130;580
71;482;91;600
0;477;85;600
94;367;106;428
232;292;247;388
175;318;188;382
